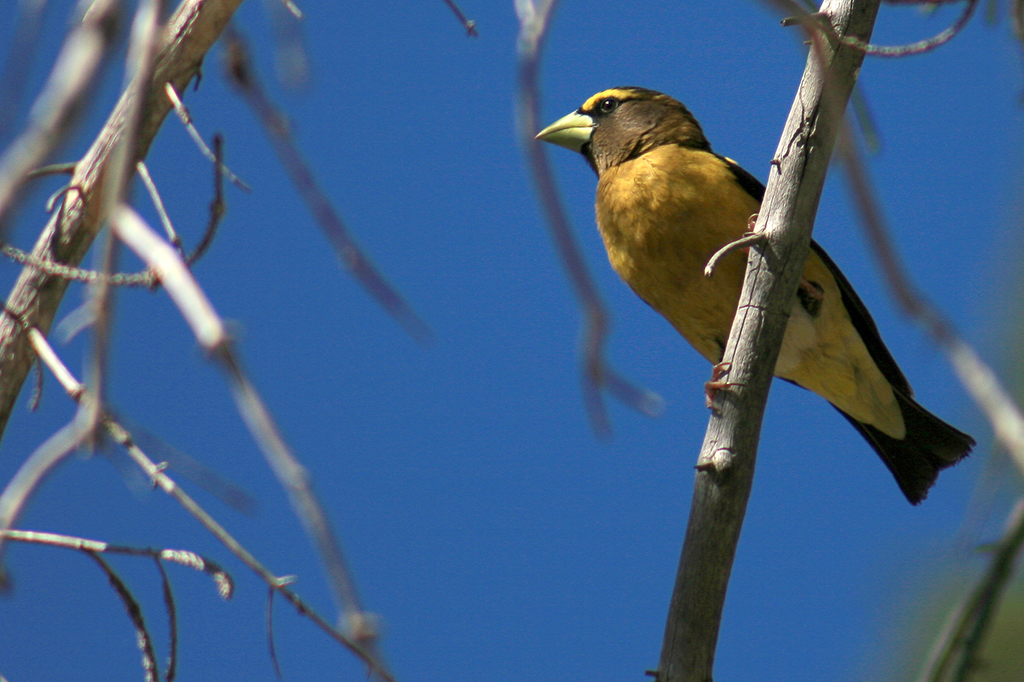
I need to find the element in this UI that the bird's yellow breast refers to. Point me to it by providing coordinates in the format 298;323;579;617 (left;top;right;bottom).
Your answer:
595;146;758;362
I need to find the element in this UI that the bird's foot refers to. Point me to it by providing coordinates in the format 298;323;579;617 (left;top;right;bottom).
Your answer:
704;361;734;408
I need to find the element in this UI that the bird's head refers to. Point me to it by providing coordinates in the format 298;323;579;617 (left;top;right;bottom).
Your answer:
535;87;711;174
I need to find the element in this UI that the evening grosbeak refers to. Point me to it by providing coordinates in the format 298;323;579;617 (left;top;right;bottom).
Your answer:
536;87;973;504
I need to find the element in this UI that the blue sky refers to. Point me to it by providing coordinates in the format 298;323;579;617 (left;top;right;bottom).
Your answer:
1;1;1022;681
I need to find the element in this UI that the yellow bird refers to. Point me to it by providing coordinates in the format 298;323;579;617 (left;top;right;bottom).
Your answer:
536;87;973;504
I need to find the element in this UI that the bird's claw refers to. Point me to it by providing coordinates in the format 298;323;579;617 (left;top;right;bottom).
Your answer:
704;361;734;408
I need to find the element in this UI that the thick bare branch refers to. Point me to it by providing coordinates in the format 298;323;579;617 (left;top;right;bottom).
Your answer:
655;1;881;680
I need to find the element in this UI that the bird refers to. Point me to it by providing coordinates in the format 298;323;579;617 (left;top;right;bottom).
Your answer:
535;86;973;504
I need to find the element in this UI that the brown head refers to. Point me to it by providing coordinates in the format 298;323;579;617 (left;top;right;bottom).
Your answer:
536;87;711;174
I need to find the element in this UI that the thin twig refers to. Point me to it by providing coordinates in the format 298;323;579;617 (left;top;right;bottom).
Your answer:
153;555;179;682
276;0;302;19
26;162;77;179
164;82;251;193
125;423;257;515
440;0;478;36
516;0;663;436
28;353;44;411
264;0;309;87
1;242;156;286
783;0;978;56
1;529;239;682
0;404;96;583
1;529;233;597
186;133;225;265
86;551;160;682
267;586;284;679
159;549;232;599
137;160;183;254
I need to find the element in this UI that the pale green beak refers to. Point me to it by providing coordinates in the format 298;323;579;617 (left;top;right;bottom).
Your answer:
535;111;596;153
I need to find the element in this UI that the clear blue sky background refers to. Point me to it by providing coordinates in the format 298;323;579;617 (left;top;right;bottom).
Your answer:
1;1;1022;681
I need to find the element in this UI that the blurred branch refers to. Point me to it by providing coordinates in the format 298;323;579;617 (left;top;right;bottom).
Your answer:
836;133;1024;476
0;0;120;232
0;398;96;576
0;0;53;137
263;0;309;86
223;33;431;345
837;88;1024;682
109;204;390;677
2;324;392;680
0;0;245;449
82;0;167;446
916;498;1024;682
656;1;879;680
274;0;302;20
516;0;664;436
841;0;978;56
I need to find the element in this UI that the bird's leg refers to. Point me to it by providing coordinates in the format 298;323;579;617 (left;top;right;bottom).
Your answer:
704;361;734;408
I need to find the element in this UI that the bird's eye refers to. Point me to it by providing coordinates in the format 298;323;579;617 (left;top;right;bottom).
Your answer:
598;97;619;113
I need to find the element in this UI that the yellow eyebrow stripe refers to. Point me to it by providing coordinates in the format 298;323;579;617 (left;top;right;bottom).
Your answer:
581;88;639;112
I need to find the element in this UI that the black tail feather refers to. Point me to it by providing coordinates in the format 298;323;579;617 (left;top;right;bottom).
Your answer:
835;392;974;505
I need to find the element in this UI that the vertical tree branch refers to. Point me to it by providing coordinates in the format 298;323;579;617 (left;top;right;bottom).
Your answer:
656;1;881;680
